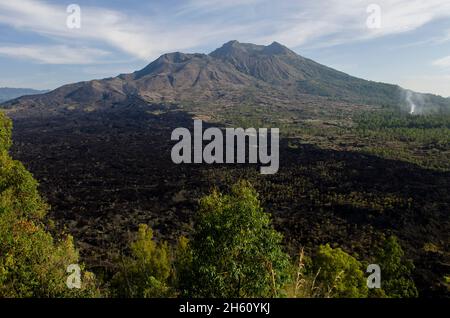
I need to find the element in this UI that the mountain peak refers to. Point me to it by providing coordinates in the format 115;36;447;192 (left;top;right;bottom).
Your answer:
263;41;293;55
210;40;294;59
210;40;263;58
133;51;208;79
223;40;240;47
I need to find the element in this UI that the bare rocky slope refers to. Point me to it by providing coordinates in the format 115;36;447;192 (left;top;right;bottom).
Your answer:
3;41;450;115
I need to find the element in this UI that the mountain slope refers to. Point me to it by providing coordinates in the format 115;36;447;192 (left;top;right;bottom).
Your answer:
210;41;440;109
3;41;450;114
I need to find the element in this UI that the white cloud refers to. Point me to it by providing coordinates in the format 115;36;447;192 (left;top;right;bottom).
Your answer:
251;0;450;48
179;0;450;50
432;56;450;67
0;0;450;64
0;45;110;64
177;0;260;15
0;0;212;62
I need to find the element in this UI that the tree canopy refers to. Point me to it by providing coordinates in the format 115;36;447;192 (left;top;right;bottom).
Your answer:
180;180;291;297
0;112;98;297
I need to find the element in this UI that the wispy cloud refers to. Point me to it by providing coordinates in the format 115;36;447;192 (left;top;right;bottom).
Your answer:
251;0;450;48
432;55;450;67
0;45;110;64
176;0;260;15
0;0;213;62
0;0;450;65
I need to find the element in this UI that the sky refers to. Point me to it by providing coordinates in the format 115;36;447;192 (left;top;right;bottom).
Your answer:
0;0;450;97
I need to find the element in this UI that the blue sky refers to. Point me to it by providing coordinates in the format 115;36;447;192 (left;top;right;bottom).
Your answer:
1;0;450;97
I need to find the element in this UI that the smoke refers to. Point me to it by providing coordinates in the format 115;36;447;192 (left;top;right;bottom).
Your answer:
406;91;416;114
403;89;426;115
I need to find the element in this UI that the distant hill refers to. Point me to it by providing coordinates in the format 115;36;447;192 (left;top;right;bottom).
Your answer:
0;87;48;103
3;41;450;114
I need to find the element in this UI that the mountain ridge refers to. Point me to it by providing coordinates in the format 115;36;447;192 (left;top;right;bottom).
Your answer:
2;41;449;114
0;87;49;103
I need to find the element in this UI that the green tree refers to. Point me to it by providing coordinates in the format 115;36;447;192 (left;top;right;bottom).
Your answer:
375;236;418;298
312;244;368;298
0;112;12;152
181;180;291;298
173;236;193;294
111;224;173;297
0;112;98;297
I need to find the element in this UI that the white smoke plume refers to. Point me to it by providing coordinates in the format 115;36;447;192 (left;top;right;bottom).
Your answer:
403;89;426;115
406;91;416;114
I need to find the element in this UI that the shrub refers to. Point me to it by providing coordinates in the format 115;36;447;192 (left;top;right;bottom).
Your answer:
375;236;418;298
311;244;368;298
111;224;173;297
181;180;291;297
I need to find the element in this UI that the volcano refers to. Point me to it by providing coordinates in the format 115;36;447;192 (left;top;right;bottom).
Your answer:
3;40;450;116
